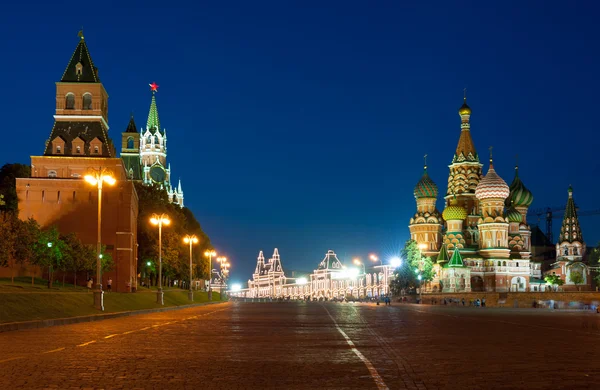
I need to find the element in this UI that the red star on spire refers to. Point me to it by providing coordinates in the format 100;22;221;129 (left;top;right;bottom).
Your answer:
149;82;159;92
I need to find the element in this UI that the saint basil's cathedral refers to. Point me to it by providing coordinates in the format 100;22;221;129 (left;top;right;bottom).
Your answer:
409;98;590;292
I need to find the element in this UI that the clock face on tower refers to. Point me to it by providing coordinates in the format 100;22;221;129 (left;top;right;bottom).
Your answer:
150;166;166;183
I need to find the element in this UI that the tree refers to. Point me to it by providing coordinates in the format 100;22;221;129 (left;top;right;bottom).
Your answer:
0;211;19;283
0;163;31;212
544;274;564;291
135;182;212;285
15;218;41;285
61;233;95;287
569;270;585;291
390;240;435;295
32;227;66;288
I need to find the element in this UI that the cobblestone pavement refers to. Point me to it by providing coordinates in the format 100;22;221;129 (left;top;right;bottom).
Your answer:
1;301;600;389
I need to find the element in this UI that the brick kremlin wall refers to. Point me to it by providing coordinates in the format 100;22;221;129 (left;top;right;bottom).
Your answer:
409;292;600;308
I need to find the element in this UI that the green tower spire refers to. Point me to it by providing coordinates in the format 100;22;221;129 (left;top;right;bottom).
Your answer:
147;82;161;133
447;248;464;267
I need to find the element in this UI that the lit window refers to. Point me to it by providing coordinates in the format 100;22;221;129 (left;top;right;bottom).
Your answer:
94;146;99;154
76;146;81;154
48;170;57;178
56;146;61;154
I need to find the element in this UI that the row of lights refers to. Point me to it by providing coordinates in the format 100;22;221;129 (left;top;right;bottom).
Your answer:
83;167;231;309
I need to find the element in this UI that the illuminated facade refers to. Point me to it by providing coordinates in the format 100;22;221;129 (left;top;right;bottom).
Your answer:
234;249;394;299
410;97;536;292
121;85;184;207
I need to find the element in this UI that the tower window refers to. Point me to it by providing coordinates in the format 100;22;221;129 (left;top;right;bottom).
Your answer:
127;137;134;149
57;191;61;203
42;190;45;203
76;146;81;154
72;191;76;202
94;146;99;154
83;93;92;110
75;62;83;76
65;93;75;109
56;146;61;154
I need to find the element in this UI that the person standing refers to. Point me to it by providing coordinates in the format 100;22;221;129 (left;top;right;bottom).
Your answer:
107;278;112;293
482;297;486;307
87;278;93;290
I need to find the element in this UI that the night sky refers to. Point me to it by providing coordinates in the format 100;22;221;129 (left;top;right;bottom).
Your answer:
1;1;599;286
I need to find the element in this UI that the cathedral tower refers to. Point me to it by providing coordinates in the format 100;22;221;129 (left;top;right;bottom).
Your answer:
475;156;510;259
409;161;443;257
506;165;534;258
446;97;483;247
556;186;586;259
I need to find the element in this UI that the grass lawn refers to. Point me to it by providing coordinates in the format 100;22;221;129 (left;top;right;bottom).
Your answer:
0;287;221;324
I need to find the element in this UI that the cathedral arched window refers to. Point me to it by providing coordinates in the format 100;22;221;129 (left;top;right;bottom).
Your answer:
127;137;134;149
65;93;75;109
48;170;57;178
83;93;92;110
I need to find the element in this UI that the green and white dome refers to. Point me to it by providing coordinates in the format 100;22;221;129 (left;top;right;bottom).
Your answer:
507;166;534;207
414;166;438;199
504;207;523;223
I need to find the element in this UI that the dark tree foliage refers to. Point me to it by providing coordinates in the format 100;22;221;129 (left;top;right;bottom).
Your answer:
0;163;31;212
135;183;212;284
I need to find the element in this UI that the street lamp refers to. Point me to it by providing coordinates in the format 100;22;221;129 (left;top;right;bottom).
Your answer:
353;258;366;274
183;235;199;301
369;254;382;265
150;213;170;305
418;274;423;303
390;257;402;268
84;167;116;311
217;256;229;300
204;249;217;300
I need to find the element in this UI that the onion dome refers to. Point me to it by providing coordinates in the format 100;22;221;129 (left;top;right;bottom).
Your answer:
475;160;510;201
458;97;471;116
506;166;534;207
414;166;438;199
442;198;467;221
504;206;523;223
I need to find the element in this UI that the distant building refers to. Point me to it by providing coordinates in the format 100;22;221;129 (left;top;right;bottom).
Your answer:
545;187;591;290
120;86;184;207
15;33;138;292
233;249;394;299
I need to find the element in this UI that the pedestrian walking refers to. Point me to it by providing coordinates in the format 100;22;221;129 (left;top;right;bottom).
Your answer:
87;278;93;290
461;298;465;306
482;298;486;307
107;278;112;292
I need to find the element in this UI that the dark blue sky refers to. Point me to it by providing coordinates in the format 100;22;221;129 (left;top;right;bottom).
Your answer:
2;1;599;285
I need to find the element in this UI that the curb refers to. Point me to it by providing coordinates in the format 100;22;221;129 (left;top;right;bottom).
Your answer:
0;301;226;333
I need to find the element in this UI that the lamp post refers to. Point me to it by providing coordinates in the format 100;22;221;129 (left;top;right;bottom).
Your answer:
221;260;230;300
417;243;427;303
150;213;171;305
183;235;199;301
369;254;382;265
217;256;227;300
146;261;152;289
204;250;216;300
353;258;365;274
84;167;116;311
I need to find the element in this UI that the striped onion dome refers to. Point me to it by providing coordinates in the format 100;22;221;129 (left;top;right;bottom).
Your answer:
507;166;534;207
442;198;467;221
504;206;523;223
414;166;438;199
475;161;510;201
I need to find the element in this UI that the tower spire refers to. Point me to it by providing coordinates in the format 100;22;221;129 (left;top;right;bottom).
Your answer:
559;186;583;244
146;82;161;133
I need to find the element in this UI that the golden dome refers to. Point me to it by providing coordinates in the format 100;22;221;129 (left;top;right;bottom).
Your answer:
458;98;471;116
